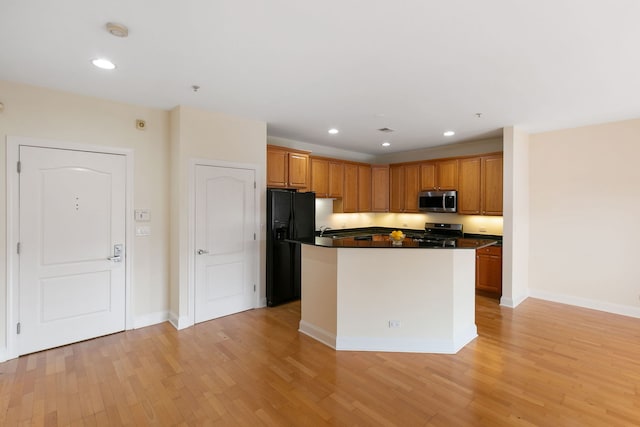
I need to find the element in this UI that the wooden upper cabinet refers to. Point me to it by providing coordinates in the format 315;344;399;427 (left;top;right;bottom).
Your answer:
328;160;344;198
389;164;420;213
420;159;458;191
481;154;503;216
310;157;329;197
357;164;372;212
458;157;482;214
288;152;310;189
266;145;310;189
341;163;359;213
404;164;420;212
389;165;405;212
420;162;436;191
458;154;503;216
436;159;458;190
266;147;288;188
371;165;389;212
311;156;344;199
333;162;372;213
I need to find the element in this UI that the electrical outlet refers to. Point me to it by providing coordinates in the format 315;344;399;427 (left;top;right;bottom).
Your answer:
388;320;401;328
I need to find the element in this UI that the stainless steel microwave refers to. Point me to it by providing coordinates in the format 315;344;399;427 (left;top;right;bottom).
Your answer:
418;190;457;213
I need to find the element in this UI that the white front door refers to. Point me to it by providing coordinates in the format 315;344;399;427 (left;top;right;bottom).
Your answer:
194;165;256;323
18;146;127;355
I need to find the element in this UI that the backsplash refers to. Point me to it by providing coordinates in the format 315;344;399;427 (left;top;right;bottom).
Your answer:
315;199;503;235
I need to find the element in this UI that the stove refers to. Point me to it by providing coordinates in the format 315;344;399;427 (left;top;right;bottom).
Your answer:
410;223;463;248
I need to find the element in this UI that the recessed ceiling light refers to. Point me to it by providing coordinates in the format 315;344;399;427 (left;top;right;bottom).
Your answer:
328;128;339;135
381;142;391;147
92;58;116;70
443;130;455;137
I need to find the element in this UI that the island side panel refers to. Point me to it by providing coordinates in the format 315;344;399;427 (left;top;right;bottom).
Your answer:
452;250;479;351
335;248;475;353
299;245;338;348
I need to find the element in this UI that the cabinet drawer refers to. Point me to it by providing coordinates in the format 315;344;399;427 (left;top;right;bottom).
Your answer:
477;245;501;256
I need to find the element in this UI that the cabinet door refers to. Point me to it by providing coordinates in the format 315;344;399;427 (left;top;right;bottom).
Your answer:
310;157;329;197
266;148;288;188
481;155;503;215
437;159;458;190
404;164;421;212
389;165;404;212
288;152;309;189
357;165;372;212
328;161;344;198
371;165;389;212
476;246;502;294
420;162;437;191
458;157;481;214
341;163;358;212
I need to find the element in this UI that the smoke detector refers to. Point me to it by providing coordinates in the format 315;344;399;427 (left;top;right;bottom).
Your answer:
106;22;129;38
378;127;395;133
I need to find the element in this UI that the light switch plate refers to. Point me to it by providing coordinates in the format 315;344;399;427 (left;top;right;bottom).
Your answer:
136;225;151;236
134;209;150;222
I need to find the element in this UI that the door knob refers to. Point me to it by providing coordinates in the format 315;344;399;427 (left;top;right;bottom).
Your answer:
197;249;209;255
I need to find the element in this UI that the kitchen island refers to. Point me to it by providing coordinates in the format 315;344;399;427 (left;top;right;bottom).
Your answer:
297;235;496;354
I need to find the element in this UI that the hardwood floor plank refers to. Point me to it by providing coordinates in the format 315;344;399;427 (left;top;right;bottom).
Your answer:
2;296;640;425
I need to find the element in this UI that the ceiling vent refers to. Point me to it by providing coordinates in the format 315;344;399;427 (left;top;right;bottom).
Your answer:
377;127;395;133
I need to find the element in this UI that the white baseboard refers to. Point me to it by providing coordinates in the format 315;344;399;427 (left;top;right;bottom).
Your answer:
529;289;640;319
298;320;336;349
336;328;477;354
133;311;169;329
500;292;529;308
168;312;193;330
299;321;477;354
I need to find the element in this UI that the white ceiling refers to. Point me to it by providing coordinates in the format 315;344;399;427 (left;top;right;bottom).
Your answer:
1;1;639;154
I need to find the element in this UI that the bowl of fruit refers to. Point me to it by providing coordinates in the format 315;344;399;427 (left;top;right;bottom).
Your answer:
389;230;405;246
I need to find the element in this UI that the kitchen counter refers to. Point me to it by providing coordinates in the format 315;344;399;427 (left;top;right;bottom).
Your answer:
298;244;478;354
300;236;497;249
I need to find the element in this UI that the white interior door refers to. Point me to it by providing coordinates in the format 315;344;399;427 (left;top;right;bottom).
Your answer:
18;146;127;355
194;165;256;323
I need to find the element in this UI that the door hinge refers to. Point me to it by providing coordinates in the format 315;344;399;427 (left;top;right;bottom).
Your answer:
17;161;21;173
254;181;256;189
253;284;256;292
253;233;256;240
17;322;21;334
17;242;20;254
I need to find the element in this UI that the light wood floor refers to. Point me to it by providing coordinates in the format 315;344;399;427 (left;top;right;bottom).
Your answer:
1;296;639;426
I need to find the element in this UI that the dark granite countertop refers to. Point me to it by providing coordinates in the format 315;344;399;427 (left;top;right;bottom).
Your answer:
296;235;497;249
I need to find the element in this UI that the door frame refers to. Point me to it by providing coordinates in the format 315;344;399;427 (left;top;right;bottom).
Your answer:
5;136;134;361
186;158;261;328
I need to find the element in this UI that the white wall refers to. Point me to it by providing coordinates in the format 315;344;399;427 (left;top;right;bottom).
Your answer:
169;106;267;326
502;127;530;308
268;136;375;163
528;118;640;317
0;80;171;354
375;136;503;164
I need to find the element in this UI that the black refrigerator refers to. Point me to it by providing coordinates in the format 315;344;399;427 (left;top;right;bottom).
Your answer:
266;189;315;307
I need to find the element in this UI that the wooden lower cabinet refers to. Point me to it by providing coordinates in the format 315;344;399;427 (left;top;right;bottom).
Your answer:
476;245;502;295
